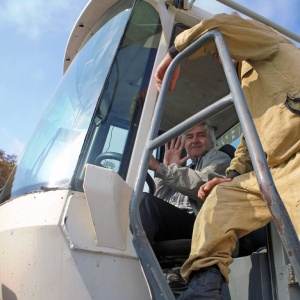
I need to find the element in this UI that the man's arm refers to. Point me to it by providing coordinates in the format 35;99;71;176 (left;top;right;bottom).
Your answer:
155;13;279;92
155;12;280;98
155;149;231;200
153;177;170;200
198;177;232;201
150;136;189;198
174;12;279;62
149;136;189;171
154;53;180;92
226;134;253;175
198;135;252;201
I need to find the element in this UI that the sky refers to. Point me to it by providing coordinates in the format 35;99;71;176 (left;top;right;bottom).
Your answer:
0;0;89;157
0;0;299;158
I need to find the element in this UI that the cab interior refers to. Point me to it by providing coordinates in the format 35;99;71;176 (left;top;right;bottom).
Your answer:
146;23;268;297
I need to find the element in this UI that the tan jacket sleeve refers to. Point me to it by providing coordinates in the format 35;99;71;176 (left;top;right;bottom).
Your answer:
174;13;278;62
226;134;253;175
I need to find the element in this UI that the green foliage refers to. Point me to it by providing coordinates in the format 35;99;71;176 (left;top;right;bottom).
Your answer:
102;160;116;170
0;149;17;189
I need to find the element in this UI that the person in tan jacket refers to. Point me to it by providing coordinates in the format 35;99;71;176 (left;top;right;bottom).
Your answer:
155;12;300;299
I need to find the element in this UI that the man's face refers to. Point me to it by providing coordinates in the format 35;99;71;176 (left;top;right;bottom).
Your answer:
184;125;213;160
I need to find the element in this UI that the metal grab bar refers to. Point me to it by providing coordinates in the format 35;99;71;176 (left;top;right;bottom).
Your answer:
129;30;300;299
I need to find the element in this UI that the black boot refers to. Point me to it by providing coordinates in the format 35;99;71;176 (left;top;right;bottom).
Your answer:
177;265;224;299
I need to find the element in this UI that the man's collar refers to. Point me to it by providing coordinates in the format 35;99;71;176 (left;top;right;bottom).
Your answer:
190;150;210;167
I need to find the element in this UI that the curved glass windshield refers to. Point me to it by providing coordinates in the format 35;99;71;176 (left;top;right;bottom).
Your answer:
1;0;161;201
2;7;131;199
72;0;162;190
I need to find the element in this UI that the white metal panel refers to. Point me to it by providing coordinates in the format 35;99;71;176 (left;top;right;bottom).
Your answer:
0;189;151;299
62;187;137;257
83;164;133;250
0;190;69;231
64;0;120;72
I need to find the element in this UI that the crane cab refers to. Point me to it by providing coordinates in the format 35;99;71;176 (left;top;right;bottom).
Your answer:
0;1;299;299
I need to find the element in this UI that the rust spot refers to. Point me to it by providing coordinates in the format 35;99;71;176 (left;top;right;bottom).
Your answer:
273;218;284;236
257;159;267;172
259;183;273;207
288;251;293;257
